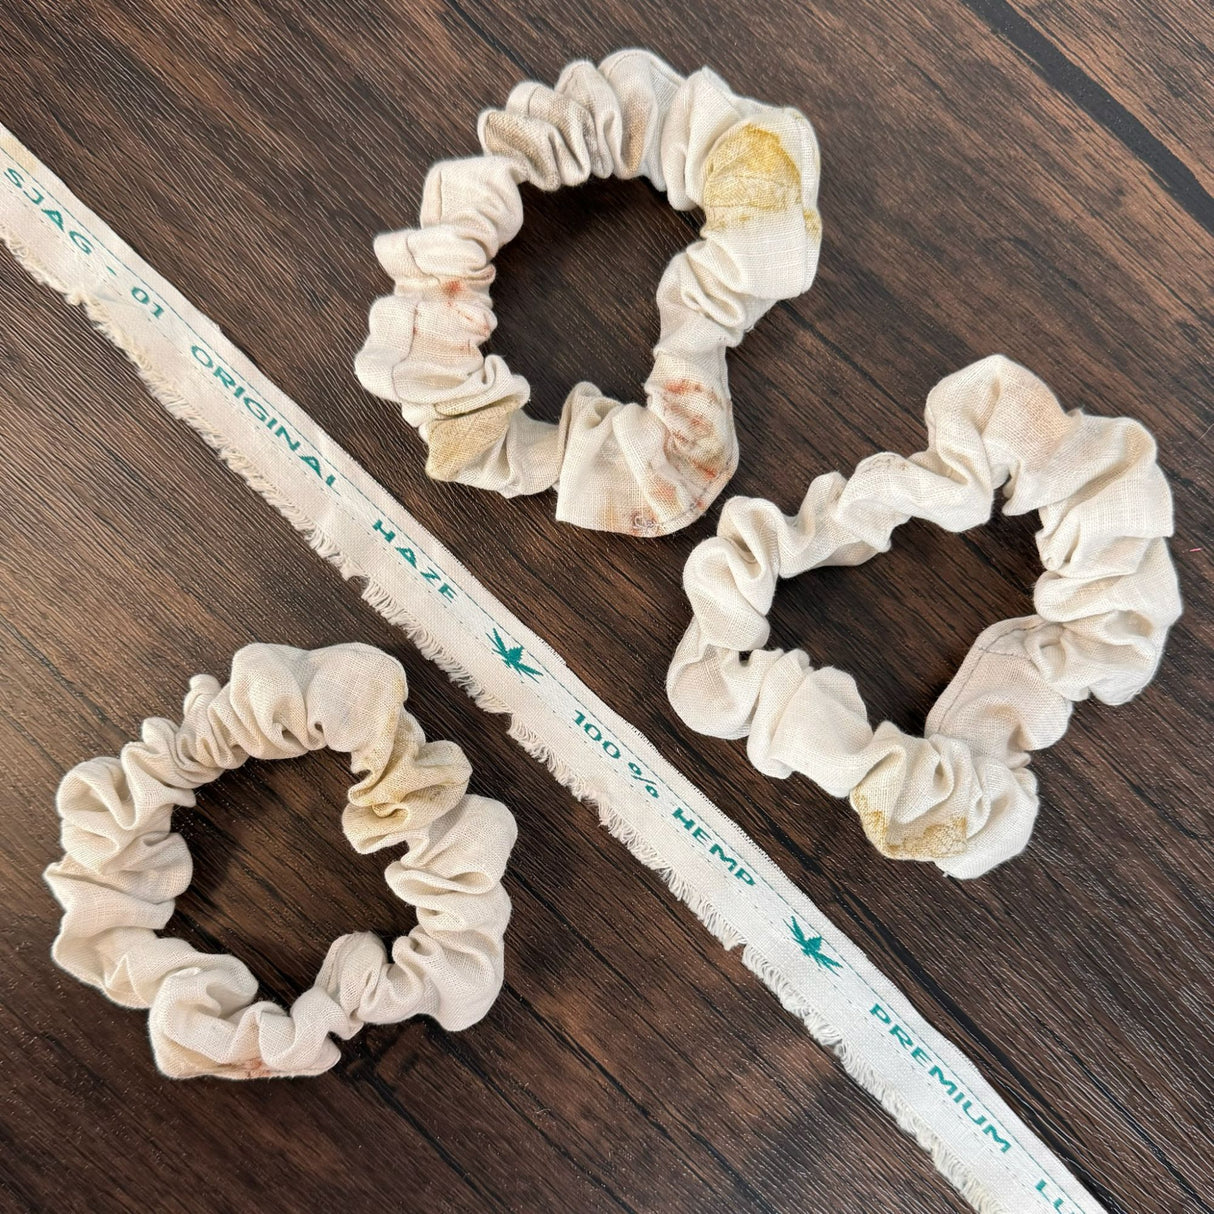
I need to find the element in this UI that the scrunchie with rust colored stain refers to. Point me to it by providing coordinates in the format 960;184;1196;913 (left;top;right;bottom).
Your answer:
44;642;517;1078
356;48;822;537
667;356;1182;878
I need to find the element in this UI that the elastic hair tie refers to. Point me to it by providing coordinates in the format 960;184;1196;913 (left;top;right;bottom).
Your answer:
44;642;518;1078
667;355;1182;878
356;48;822;537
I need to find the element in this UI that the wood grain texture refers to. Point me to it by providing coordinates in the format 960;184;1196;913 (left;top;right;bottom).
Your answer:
0;1;1211;1211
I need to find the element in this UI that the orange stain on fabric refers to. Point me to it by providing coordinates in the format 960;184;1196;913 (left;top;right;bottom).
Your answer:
462;308;494;345
664;378;698;396
703;124;801;230
660;380;720;446
663;399;714;440
687;455;725;484
599;499;622;533
648;475;681;511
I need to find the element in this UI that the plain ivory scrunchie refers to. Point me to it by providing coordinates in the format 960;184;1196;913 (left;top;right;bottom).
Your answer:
44;642;518;1079
667;355;1182;878
356;48;822;537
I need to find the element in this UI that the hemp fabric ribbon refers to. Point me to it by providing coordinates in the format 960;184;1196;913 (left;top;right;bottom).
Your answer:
668;356;1182;877
356;48;822;536
44;643;518;1079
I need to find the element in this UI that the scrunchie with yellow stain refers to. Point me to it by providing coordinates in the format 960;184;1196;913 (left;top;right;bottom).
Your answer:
356;49;821;536
45;643;517;1078
667;357;1182;877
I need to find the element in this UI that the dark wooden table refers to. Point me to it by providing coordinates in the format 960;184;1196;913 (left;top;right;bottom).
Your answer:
1;2;1211;1211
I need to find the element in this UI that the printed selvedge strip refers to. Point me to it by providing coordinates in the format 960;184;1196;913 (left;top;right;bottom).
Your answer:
0;125;1101;1214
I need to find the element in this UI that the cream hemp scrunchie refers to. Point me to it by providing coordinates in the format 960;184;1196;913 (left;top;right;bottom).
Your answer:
44;642;518;1079
356;48;822;537
667;356;1182;878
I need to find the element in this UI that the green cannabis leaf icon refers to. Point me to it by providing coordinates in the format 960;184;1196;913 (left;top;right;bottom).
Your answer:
789;917;842;972
489;629;542;680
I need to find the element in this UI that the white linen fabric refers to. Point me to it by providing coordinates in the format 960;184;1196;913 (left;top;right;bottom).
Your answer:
356;48;822;536
44;642;517;1079
668;356;1182;878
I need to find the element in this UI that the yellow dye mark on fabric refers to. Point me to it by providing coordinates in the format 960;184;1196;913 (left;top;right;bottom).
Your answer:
853;790;968;860
425;407;513;480
703;124;801;229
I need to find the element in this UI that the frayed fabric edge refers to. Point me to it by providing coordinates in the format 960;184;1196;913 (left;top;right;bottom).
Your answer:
1;224;1008;1214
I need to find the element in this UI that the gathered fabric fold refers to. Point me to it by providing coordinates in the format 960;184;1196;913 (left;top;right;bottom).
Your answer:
667;355;1182;877
356;48;822;536
45;642;517;1078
